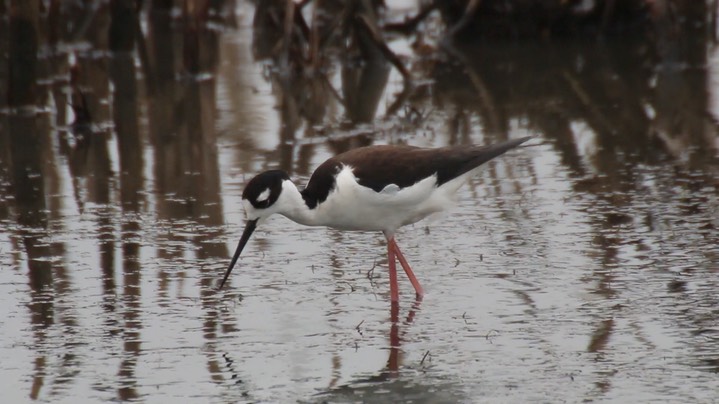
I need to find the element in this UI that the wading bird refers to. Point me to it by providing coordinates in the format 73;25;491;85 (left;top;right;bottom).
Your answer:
220;136;531;303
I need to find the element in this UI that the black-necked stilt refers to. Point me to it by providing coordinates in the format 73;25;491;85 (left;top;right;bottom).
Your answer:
219;136;532;303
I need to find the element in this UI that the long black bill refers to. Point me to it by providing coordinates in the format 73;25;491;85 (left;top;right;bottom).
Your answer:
218;219;258;289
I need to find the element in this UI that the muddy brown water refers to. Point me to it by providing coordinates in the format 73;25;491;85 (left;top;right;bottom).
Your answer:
1;3;718;403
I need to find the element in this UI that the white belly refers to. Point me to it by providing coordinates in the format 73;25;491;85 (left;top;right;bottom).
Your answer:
310;167;463;233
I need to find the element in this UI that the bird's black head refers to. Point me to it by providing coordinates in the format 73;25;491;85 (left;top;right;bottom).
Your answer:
219;169;291;290
242;169;290;210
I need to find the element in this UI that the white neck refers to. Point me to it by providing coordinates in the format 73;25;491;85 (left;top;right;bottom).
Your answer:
274;180;318;226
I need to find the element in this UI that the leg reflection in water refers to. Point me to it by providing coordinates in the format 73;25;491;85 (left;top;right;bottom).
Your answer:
386;297;422;373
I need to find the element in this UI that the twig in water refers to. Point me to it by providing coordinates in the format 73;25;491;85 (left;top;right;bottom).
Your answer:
366;260;378;284
355;320;365;336
420;350;431;365
342;281;356;293
366;260;379;300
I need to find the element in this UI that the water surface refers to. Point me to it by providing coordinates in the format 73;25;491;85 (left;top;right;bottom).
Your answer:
1;2;718;403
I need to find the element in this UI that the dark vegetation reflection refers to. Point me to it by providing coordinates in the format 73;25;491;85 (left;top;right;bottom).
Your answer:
0;0;717;401
1;0;240;400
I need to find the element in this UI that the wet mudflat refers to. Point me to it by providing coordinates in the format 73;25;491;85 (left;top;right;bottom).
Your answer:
1;1;719;403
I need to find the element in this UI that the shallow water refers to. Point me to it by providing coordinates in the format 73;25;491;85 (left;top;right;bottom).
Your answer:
1;2;719;403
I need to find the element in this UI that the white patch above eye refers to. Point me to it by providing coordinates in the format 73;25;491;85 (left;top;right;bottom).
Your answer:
257;188;271;202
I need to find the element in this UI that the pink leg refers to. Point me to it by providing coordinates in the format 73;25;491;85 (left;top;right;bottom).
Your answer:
388;240;399;302
389;238;424;298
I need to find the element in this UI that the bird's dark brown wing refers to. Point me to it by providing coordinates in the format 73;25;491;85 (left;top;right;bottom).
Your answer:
301;137;531;209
